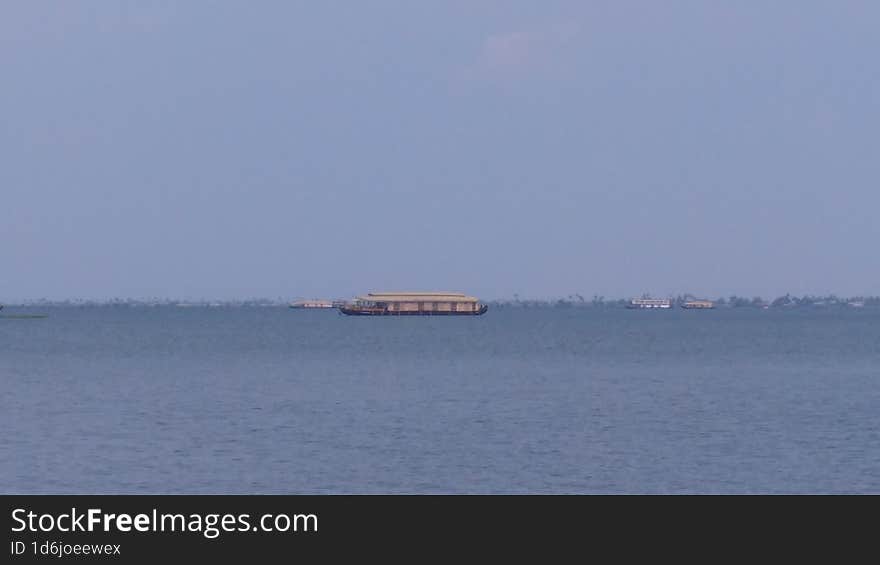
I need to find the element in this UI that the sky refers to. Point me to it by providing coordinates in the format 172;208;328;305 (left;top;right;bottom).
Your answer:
2;1;878;301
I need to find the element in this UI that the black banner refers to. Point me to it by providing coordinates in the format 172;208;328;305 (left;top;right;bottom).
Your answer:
1;495;870;562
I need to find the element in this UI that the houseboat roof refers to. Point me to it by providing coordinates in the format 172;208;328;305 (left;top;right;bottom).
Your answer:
357;292;479;303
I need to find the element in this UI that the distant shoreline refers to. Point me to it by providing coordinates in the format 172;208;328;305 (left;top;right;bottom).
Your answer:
2;294;877;310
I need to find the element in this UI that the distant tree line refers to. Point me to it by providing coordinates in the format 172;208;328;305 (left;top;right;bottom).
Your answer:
8;294;880;309
9;297;290;307
489;293;880;309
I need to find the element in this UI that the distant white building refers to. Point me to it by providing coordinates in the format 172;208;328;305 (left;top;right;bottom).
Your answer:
289;299;334;309
627;297;672;309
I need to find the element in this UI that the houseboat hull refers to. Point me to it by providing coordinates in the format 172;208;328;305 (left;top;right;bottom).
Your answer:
340;305;488;316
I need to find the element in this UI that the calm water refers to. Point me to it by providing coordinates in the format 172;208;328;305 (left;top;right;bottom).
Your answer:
2;306;879;493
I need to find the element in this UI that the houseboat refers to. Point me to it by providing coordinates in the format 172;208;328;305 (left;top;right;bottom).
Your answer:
681;300;715;309
339;292;489;316
627;297;672;309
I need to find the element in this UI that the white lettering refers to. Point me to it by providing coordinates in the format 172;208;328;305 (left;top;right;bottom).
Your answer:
38;514;55;531
116;514;131;531
71;508;85;531
134;513;150;532
88;508;101;532
11;509;26;532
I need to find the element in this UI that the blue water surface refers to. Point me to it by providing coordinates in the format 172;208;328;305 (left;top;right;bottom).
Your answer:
2;306;878;493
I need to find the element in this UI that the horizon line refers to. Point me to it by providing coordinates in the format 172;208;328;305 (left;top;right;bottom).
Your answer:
2;292;879;306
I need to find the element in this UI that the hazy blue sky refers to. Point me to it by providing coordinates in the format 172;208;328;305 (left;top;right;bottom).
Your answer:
2;2;878;301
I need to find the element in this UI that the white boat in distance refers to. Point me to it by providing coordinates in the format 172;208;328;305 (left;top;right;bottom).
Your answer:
289;299;336;309
627;297;672;309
